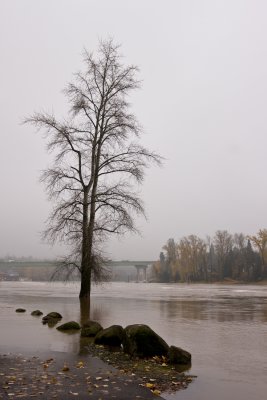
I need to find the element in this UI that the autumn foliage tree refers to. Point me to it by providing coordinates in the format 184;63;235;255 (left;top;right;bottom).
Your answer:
153;230;264;283
248;229;267;277
26;40;161;305
176;235;207;282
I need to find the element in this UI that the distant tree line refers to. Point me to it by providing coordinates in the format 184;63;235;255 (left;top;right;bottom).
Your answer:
152;229;267;283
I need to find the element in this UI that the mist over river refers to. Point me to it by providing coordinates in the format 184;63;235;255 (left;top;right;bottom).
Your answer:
0;282;266;399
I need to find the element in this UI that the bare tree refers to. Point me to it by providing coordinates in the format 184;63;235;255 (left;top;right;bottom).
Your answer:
25;40;161;306
213;230;233;279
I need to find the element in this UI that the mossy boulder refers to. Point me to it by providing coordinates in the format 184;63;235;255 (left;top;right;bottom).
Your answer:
81;320;103;337
123;324;169;358
46;312;62;319
31;310;43;316
16;308;26;313
42;312;62;324
168;345;191;365
57;321;81;331
94;325;125;346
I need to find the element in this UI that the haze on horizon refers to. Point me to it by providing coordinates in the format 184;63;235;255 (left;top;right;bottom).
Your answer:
1;0;267;261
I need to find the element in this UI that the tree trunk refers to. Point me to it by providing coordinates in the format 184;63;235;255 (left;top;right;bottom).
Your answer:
79;142;101;298
79;188;91;300
79;295;90;324
79;266;91;299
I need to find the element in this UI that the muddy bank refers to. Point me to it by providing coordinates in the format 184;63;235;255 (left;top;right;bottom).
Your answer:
83;341;194;394
0;351;163;399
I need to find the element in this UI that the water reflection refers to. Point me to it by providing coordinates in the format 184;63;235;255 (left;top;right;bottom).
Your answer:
157;296;267;324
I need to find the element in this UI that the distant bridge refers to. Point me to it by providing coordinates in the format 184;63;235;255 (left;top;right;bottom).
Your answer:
0;260;155;282
0;260;154;268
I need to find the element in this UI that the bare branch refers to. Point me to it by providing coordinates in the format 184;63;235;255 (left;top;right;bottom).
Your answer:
25;39;161;297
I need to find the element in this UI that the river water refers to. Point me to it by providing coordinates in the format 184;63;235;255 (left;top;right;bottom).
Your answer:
0;282;266;399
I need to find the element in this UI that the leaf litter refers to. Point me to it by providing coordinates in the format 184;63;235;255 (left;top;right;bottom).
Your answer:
0;344;195;399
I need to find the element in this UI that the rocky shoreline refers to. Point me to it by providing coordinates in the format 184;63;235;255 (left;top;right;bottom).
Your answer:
0;308;195;398
83;341;195;395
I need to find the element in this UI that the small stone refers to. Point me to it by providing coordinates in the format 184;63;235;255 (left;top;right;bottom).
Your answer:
42;312;62;324
57;321;81;331
31;310;43;316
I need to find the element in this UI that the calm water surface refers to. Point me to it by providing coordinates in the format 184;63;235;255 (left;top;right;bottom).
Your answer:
0;282;267;400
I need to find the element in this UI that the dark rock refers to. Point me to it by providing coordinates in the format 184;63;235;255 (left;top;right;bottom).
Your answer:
42;312;62;324
123;324;169;358
16;308;26;313
45;312;62;319
94;325;125;346
31;310;43;316
46;319;59;328
81;320;103;337
57;321;81;331
168;345;191;365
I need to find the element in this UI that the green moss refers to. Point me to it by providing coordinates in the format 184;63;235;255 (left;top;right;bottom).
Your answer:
81;320;103;337
57;321;81;331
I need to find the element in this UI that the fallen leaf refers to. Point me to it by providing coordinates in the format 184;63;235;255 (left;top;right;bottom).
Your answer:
62;364;70;372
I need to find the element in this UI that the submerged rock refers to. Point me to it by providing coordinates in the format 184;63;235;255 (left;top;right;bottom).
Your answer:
42;312;62;324
57;321;81;331
168;345;191;365
81;320;103;337
94;325;125;346
123;324;169;358
31;310;43;316
15;308;26;313
45;312;62;319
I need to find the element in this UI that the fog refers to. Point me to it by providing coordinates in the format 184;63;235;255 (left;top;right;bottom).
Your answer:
0;0;267;260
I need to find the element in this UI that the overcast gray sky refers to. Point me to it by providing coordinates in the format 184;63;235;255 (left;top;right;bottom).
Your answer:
1;0;267;260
